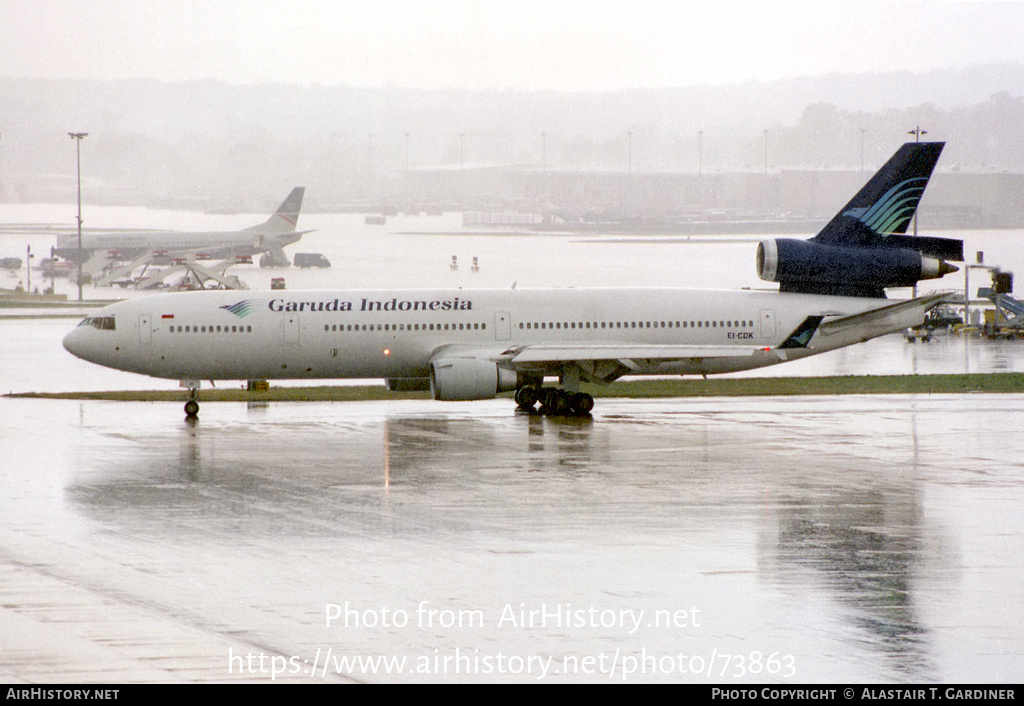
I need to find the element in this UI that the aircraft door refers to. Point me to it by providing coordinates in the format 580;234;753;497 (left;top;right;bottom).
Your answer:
759;309;776;339
139;314;152;344
284;314;300;344
495;311;511;341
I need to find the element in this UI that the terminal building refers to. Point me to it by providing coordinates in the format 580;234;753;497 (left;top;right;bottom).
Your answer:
398;166;1024;232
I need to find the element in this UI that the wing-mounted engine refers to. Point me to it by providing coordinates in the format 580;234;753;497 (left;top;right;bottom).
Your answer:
429;356;520;401
755;141;963;298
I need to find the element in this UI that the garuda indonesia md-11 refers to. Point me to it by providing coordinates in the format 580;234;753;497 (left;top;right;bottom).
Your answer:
64;142;963;418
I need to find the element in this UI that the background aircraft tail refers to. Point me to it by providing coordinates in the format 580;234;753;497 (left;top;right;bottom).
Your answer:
756;143;963;298
246;187;305;235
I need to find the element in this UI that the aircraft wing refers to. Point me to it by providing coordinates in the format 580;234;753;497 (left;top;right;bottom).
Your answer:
507;316;826;367
503;341;803;382
508;343;769;364
431;316;825;384
814;291;951;348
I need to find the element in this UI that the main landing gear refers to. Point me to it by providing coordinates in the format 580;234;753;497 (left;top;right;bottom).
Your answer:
514;386;595;417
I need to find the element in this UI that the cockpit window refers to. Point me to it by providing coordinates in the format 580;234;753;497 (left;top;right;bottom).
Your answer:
77;316;116;331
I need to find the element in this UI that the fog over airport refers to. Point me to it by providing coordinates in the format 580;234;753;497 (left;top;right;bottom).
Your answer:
6;1;1024;90
2;1;1024;212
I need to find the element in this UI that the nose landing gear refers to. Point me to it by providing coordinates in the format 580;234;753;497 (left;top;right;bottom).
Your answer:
182;379;201;419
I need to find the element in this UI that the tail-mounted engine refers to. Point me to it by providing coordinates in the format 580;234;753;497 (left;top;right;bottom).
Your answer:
757;237;960;298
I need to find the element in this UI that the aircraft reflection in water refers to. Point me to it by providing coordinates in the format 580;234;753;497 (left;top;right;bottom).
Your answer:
762;485;935;678
380;414;601;487
63;143;963;419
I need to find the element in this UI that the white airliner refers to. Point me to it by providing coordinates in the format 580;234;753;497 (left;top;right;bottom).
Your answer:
63;143;963;418
54;187;310;273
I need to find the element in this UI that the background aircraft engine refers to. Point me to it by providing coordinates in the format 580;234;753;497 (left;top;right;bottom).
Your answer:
756;238;958;298
429;357;519;401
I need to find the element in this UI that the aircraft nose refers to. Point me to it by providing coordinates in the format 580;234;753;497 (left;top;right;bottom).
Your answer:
63;325;95;362
63;326;84;357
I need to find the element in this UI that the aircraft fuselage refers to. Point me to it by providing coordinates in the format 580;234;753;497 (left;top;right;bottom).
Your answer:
63;286;892;382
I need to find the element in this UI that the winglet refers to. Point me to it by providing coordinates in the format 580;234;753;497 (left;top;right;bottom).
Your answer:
777;316;825;349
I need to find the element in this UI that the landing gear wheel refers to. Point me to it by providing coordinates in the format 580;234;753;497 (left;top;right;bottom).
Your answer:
515;386;540;412
184;399;200;417
569;392;595;415
539;388;571;416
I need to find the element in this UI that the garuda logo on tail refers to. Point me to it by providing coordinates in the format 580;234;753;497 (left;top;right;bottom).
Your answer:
842;177;930;235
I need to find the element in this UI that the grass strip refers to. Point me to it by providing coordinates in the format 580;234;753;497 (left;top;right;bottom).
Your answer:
7;373;1024;402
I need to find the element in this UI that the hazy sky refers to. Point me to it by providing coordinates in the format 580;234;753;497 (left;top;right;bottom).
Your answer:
3;0;1023;90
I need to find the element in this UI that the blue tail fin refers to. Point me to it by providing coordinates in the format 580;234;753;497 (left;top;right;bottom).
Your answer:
814;143;942;244
811;142;961;261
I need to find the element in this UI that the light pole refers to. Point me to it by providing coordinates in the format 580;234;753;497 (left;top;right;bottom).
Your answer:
763;130;769;214
541;132;548;205
908;126;927;236
403;132;411;202
69;132;88;301
697;130;703;178
697;130;703;208
763;129;769;176
367;132;375;201
458;132;466;205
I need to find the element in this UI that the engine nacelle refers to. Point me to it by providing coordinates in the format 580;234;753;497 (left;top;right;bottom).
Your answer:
757;238;958;298
429;357;520;401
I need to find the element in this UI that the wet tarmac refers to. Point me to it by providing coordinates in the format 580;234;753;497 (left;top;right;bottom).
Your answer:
3;208;1024;682
2;390;1023;683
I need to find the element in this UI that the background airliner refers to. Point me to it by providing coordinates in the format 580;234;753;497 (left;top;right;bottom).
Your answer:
64;143;963;418
53;187;310;276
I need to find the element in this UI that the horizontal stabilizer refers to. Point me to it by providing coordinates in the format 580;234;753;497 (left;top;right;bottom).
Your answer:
875;233;964;262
